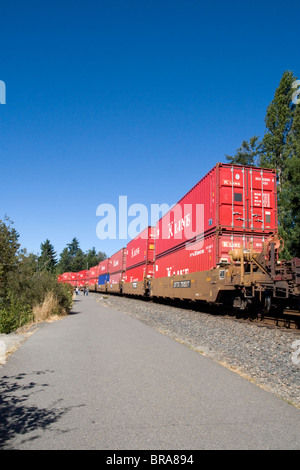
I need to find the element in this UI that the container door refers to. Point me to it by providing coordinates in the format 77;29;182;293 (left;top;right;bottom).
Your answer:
219;166;247;230
247;168;277;232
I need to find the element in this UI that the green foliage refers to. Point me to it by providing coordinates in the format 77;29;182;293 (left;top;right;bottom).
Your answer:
0;222;74;334
55;282;73;313
259;70;297;190
0;292;33;334
85;247;106;269
38;239;57;273
0;216;20;292
57;238;107;273
226;136;261;166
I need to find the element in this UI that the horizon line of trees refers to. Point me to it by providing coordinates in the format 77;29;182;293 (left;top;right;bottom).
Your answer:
29;237;107;275
225;70;299;259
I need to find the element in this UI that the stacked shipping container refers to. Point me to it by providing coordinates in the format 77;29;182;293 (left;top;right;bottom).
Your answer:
88;264;99;287
107;248;126;291
123;226;155;294
98;258;110;289
154;163;277;280
58;163;278;301
77;269;88;287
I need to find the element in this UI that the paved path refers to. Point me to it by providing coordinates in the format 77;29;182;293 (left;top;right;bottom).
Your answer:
0;295;299;450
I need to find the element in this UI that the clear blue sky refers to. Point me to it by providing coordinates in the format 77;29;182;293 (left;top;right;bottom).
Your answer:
1;0;299;259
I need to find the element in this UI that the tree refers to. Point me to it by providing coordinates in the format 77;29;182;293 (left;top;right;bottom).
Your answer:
57;238;107;273
259;70;297;190
226;136;261;166
57;247;72;273
0;216;20;294
57;238;85;273
258;71;299;258
85;247;107;269
38;239;57;273
278;101;300;258
67;237;81;257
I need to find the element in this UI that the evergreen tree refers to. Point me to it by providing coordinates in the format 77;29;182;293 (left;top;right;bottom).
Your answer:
85;247;107;269
258;70;299;258
57;247;72;273
67;238;80;257
58;238;85;273
226;136;261;166
57;238;107;273
259;70;297;190
279;101;300;258
71;248;86;272
38;239;57;273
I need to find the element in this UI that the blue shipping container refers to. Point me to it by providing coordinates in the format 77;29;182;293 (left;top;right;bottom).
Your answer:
98;274;110;285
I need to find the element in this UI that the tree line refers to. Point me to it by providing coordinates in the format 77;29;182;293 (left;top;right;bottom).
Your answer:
225;70;299;259
21;237;107;275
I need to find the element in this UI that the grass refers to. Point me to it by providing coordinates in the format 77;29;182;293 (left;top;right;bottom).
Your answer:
32;292;68;323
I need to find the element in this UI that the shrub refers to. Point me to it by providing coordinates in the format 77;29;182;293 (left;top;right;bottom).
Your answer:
0;273;74;334
0;293;33;334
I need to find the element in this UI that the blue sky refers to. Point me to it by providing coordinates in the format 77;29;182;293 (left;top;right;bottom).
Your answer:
0;0;299;259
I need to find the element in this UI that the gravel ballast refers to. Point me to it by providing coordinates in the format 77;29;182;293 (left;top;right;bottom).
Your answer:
93;293;300;409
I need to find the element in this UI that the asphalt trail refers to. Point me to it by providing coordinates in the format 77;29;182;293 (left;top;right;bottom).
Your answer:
0;295;299;450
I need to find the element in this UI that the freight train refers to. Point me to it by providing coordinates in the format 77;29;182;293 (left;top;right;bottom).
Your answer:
58;163;300;318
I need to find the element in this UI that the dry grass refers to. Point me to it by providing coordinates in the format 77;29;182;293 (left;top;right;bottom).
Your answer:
33;292;67;323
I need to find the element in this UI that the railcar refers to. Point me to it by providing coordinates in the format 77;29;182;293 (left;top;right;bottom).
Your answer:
59;163;300;319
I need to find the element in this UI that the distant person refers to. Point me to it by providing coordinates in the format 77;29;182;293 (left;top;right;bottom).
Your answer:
83;287;86;296
86;287;89;296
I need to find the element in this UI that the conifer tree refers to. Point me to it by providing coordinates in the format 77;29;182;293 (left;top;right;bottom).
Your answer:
279;101;300;258
258;71;299;258
38;239;57;273
226;136;261;166
259;70;297;190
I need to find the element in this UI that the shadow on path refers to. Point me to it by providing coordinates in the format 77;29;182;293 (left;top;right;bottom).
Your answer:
0;370;83;449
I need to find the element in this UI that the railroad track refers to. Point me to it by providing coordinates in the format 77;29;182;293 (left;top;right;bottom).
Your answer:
101;291;300;330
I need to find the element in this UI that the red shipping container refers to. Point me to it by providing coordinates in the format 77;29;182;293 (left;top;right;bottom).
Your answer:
70;272;78;281
89;265;99;278
126;226;155;269
124;263;154;283
88;278;98;286
62;272;72;281
154;232;266;279
155;163;277;257
99;258;110;274
109;272;123;285
109;248;126;274
78;270;88;280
